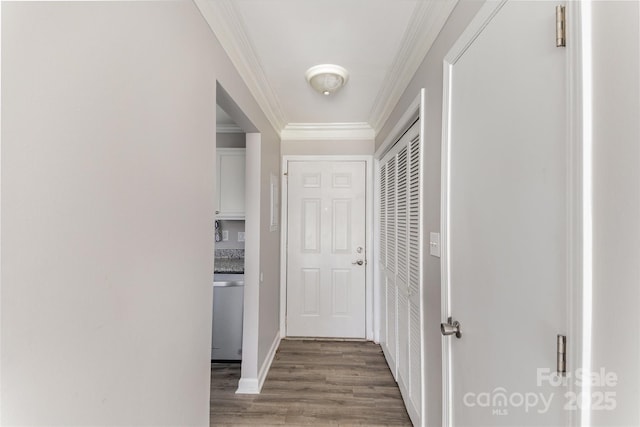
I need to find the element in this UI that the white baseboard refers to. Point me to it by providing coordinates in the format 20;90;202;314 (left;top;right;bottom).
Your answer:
258;333;281;391
236;377;259;394
235;332;281;395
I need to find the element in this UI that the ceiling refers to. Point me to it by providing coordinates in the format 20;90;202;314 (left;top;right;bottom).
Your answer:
196;0;457;140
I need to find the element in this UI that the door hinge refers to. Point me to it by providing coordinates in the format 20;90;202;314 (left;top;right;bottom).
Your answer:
557;334;567;375
556;5;566;47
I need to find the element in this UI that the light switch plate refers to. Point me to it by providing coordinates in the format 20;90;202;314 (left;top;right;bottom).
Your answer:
222;230;229;241
238;232;245;242
429;232;441;257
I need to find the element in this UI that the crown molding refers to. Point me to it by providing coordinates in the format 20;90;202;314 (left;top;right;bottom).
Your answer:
194;0;287;132
216;124;244;134
281;123;375;141
368;0;459;133
196;0;458;138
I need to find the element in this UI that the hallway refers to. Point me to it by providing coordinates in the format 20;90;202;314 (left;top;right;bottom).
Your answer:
210;340;412;426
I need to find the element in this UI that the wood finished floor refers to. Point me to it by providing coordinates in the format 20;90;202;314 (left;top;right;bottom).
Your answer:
210;339;412;426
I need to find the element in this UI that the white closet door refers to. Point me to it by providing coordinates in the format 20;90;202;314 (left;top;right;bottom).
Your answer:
406;129;423;420
378;116;424;425
396;146;410;393
379;163;388;355
385;156;398;375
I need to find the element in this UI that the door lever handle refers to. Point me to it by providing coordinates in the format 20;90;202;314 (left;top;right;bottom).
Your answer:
441;317;462;339
351;259;364;266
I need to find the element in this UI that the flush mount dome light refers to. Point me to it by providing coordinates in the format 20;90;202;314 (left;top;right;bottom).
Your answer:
305;64;349;96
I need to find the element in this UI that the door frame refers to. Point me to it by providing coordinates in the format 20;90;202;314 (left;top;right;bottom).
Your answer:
280;155;375;340
439;1;590;425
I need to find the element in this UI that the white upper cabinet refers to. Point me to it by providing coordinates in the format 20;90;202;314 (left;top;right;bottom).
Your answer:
216;148;245;219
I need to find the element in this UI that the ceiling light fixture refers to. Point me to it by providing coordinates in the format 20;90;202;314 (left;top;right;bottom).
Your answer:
305;64;349;96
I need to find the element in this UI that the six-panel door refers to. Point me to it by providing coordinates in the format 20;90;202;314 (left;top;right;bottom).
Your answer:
286;161;367;338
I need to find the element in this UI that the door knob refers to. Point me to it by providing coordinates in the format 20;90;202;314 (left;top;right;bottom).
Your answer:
441;317;462;339
351;259;364;266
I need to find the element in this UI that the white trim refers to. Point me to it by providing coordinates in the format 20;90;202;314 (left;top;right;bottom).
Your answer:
280;123;375;141
566;3;586;426
194;0;286;132
364;155;375;341
0;6;3;413
440;3;509;426
441;53;454;427
258;333;281;390
374;94;421;160
236;332;279;394
235;378;259;394
372;158;381;344
368;0;459;133
216;124;244;134
280;155;374;340
576;2;593;424
417;88;427;427
238;132;262;394
279;157;288;338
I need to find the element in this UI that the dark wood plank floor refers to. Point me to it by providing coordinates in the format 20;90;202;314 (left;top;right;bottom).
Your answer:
210;339;412;426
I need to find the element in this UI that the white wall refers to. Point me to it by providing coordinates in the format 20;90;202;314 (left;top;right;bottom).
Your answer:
590;3;640;425
1;1;281;425
375;2;485;426
281;139;374;156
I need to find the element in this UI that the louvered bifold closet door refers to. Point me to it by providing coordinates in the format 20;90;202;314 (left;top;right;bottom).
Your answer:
405;130;423;419
385;156;398;375
379;164;388;350
378;117;423;425
396;146;410;393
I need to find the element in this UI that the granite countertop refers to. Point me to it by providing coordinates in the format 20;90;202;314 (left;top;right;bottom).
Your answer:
214;257;245;274
214;249;245;274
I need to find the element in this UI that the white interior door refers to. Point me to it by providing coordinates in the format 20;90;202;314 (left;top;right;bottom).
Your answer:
442;1;568;425
286;161;366;338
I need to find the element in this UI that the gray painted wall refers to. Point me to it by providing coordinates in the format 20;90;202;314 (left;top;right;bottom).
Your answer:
216;132;246;148
1;1;280;425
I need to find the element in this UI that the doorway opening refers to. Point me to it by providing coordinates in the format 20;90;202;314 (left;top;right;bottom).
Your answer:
212;104;246;363
212;83;261;396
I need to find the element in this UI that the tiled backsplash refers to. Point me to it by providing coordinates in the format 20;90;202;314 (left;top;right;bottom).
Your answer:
215;249;244;259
